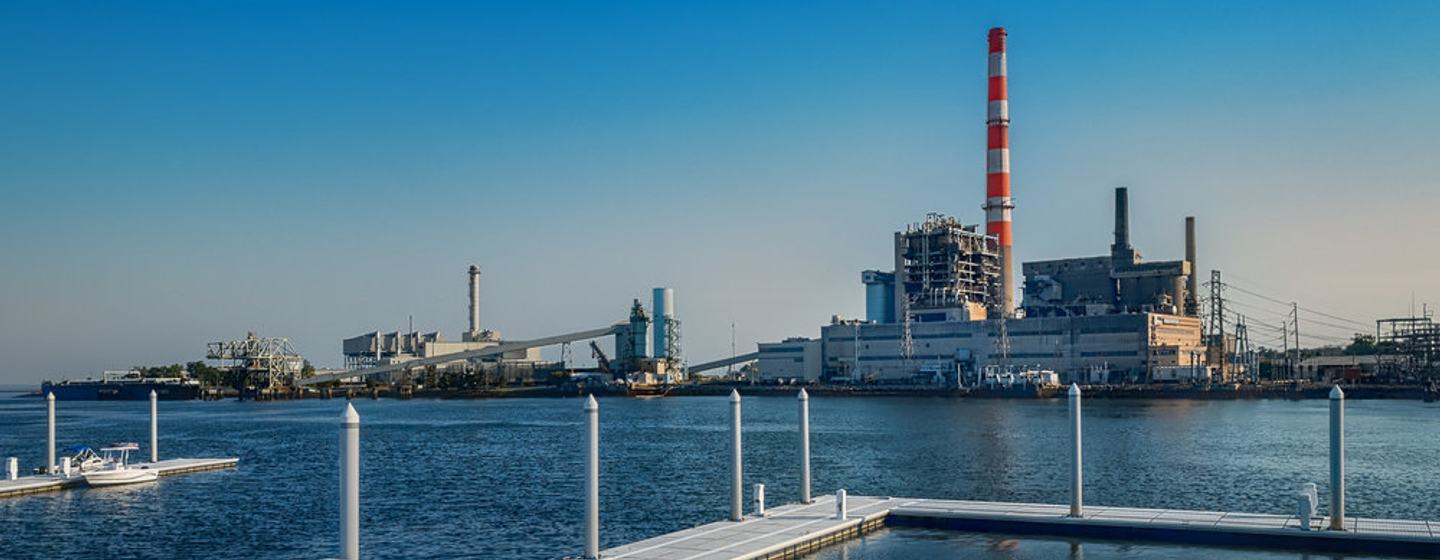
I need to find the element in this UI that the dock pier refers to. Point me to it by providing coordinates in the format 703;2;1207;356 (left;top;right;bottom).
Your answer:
1;390;238;499
586;385;1440;559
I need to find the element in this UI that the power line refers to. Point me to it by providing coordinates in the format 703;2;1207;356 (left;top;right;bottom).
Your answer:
1297;316;1368;334
1225;281;1374;328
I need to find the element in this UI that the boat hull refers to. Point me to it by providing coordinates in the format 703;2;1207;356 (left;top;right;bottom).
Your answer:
84;469;158;487
43;382;200;401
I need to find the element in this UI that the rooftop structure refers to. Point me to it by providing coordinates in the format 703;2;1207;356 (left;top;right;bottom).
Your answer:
1023;188;1193;317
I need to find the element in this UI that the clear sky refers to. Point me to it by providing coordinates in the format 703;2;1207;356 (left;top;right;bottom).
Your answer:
2;1;1437;383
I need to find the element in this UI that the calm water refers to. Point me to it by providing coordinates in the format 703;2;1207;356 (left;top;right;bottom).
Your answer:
1;394;1438;559
803;527;1411;559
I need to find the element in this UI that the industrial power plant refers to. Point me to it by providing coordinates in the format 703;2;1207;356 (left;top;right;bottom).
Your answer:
41;26;1437;400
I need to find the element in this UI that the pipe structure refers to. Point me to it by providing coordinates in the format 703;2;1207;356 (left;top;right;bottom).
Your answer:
798;388;812;504
652;287;674;361
984;26;1015;316
468;265;482;339
836;489;848;520
46;392;55;475
584;395;600;558
340;403;360;560
1330;385;1345;530
730;389;743;521
1185;216;1199;316
1069;383;1083;517
149;390;158;463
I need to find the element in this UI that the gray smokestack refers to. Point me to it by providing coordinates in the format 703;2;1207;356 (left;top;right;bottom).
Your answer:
468;265;481;338
1185;217;1198;316
1112;187;1130;253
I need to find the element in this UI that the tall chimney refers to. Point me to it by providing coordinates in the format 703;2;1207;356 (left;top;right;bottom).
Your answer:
1112;187;1130;254
1185;217;1198;316
468;265;481;339
984;27;1015;316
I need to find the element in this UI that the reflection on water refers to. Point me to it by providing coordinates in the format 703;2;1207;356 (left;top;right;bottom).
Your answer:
804;528;1407;560
1;395;1438;559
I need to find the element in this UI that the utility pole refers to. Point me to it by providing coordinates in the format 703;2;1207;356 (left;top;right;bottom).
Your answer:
728;322;736;377
1292;302;1301;379
1282;321;1290;381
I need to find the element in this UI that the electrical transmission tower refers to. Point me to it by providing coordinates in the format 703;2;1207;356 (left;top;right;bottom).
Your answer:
1207;270;1226;382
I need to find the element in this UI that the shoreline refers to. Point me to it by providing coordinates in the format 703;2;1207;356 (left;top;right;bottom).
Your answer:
10;383;1437;401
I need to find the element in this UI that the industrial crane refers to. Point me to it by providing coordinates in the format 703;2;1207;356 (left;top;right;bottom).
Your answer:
589;341;617;379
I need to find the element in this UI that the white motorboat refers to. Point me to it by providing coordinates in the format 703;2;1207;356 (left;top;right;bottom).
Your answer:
83;443;158;487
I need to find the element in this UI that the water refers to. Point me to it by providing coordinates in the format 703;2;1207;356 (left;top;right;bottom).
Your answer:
1;394;1438;559
803;527;1412;559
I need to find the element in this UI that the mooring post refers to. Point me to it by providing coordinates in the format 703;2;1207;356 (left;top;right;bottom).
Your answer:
836;489;848;520
799;388;811;504
149;390;159;463
584;395;600;559
730;389;743;522
754;483;766;517
46;391;55;475
1069;383;1083;518
6;457;16;481
1330;385;1345;531
340;403;360;560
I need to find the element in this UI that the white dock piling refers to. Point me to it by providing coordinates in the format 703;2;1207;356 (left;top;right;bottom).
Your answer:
340;403;360;560
755;483;766;517
46;392;55;474
149;390;158;463
584;395;600;559
1069;383;1083;518
836;489;848;520
1330;385;1345;531
799;388;811;504
6;457;16;481
730;389;743;522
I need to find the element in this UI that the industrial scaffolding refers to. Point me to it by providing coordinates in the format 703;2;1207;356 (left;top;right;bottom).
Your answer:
898;213;1001;312
1377;315;1440;378
206;332;307;388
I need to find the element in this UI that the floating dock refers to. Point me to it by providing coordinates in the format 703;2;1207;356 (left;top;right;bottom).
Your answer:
0;458;238;499
601;495;1440;559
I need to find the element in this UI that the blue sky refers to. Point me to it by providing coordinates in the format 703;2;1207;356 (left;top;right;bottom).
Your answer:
2;1;1437;383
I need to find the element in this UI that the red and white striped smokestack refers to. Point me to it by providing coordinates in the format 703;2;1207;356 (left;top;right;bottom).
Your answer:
984;26;1015;316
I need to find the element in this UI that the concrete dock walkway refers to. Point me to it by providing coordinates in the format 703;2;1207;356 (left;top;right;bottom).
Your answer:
600;495;1440;559
0;457;238;499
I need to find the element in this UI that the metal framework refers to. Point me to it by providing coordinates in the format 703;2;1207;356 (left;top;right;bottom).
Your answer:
206;332;306;388
898;213;1001;313
1377;315;1440;378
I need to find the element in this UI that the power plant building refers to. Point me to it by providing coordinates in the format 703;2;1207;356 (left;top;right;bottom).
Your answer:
753;28;1204;385
341;265;542;374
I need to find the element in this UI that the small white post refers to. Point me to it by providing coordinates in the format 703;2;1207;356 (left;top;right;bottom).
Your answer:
340;403;360;560
799;388;811;504
1330;385;1345;531
730;389;743;522
835;489;848;520
46;392;55;475
1069;383;1083;518
149;389;158;463
754;483;766;517
61;457;71;477
6;457;16;480
584;395;600;559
